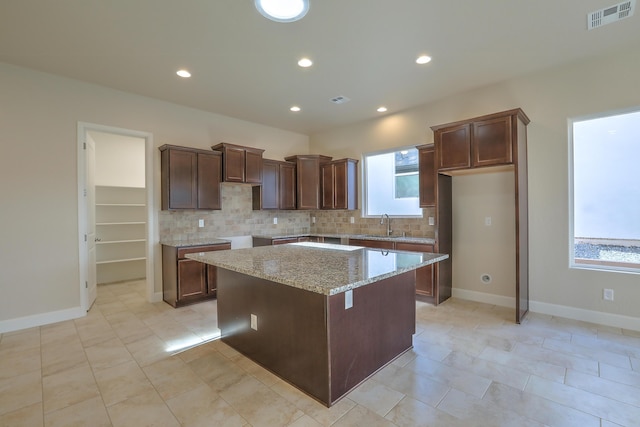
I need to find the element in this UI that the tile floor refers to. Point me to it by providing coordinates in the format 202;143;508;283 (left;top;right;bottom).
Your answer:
1;280;640;426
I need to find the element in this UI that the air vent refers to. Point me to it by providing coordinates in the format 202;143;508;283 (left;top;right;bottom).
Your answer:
330;96;350;104
588;0;635;30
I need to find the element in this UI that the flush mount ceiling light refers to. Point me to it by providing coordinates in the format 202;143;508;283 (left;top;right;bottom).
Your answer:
377;106;388;113
176;69;191;78
297;57;313;67
416;55;432;65
255;0;310;23
290;106;301;112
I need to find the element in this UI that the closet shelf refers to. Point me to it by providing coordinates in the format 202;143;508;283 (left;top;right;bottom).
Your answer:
97;257;146;265
96;239;146;245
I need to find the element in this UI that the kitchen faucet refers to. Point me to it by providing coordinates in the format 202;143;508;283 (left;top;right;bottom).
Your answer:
381;214;392;236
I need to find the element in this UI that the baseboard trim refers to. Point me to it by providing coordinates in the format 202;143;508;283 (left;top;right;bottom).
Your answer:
0;306;86;334
452;288;640;331
151;292;163;303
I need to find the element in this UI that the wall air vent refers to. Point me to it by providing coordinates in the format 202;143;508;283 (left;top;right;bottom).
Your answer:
588;0;635;30
330;96;350;104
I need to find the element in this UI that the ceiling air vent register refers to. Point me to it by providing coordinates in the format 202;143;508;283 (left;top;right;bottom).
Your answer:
588;0;635;30
330;96;350;105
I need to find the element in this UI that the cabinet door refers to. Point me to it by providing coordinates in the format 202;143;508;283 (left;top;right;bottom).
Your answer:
177;259;207;301
418;145;436;207
206;264;217;296
164;149;197;209
472;116;512;167
349;239;394;249
197;152;222;210
245;148;263;184
321;163;335;209
222;146;246;182
395;242;434;296
296;157;321;210
273;237;298;245
261;160;279;210
436;124;471;171
279;162;296;210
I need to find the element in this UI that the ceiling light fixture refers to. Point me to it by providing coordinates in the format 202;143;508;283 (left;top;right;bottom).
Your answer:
176;69;191;78
297;58;313;68
290;106;301;112
416;55;432;65
377;107;388;113
255;0;310;23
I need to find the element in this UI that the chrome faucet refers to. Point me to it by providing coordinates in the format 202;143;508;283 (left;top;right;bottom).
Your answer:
381;214;392;236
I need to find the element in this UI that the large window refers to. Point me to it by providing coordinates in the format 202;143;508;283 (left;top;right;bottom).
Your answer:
570;109;640;273
363;147;422;217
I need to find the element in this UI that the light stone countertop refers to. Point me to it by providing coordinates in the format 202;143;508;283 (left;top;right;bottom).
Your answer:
185;242;448;296
253;233;436;245
160;238;231;248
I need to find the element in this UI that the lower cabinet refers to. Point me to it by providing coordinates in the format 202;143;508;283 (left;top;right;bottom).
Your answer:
252;236;309;246
162;243;231;307
349;239;435;298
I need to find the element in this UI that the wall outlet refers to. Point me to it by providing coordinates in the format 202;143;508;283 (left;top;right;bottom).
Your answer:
485;216;492;226
273;217;277;225
345;290;353;309
350;216;355;224
312;217;316;224
603;288;614;301
250;314;258;330
198;219;204;228
428;216;435;226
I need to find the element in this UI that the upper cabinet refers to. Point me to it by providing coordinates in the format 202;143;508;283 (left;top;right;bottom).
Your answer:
284;155;332;210
252;159;296;210
321;159;358;210
159;144;222;210
211;142;264;184
433;109;528;172
417;144;435;207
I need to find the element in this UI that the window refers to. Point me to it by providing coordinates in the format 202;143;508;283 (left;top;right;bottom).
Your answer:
363;147;422;217
570;108;640;273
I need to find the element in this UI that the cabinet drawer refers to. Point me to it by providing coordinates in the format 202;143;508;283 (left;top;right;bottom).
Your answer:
272;237;298;245
177;243;231;259
394;242;434;253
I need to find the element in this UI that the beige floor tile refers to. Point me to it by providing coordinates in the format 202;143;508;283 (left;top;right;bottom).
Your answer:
442;350;530;390
41;340;87;377
384;396;464;427
43;396;110;427
347;378;405;417
448;326;516;352
188;351;248;393
143;356;206;400
0;328;40;354
372;363;449;407
0;346;41;380
0;402;43;427
94;359;155;406
512;341;599;375
477;346;566;383
0;371;42;416
573;333;640;360
42;364;100;414
332;405;396;427
565;369;640;406
287;414;323;427
390;348;418;368
176;340;219;363
166;384;246;427
544;337;632;369
410;337;453;362
125;334;169;367
85;337;133;371
39;321;77;347
107;389;180;427
405;355;491;398
74;318;117;348
483;381;600;427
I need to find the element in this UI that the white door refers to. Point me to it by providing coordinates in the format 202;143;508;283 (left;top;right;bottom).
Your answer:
86;137;97;309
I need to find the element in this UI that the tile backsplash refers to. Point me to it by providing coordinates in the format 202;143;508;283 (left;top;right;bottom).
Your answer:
159;183;436;241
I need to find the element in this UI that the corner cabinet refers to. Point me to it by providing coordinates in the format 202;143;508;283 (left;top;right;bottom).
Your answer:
321;159;358;210
284;155;333;210
211;143;264;184
430;108;530;323
162;242;231;307
95;186;146;284
159;145;222;210
417;144;435;207
252;159;296;210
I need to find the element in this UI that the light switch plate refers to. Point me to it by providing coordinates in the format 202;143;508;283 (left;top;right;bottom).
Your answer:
428;216;435;226
198;219;204;228
250;314;258;330
273;217;278;225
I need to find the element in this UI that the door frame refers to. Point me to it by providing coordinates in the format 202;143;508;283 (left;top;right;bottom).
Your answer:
77;122;155;311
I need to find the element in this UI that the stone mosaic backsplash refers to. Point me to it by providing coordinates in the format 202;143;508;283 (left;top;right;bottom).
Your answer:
159;183;436;241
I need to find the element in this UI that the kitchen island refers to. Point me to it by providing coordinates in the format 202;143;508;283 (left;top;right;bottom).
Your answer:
186;242;448;406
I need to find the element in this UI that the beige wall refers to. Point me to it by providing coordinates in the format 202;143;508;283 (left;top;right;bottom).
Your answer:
0;62;308;327
310;46;640;324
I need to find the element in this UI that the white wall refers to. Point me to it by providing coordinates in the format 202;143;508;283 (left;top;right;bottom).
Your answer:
92;131;146;188
0;62;308;330
310;45;640;328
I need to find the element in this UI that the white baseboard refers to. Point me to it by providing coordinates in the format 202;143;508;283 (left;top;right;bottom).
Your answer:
0;306;86;334
151;292;163;303
452;288;640;331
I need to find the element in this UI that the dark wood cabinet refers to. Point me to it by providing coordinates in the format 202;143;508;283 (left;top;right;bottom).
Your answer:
348;238;394;250
434;112;514;172
252;236;309;246
321;159;358;210
252;159;296;210
417;144;435;207
162;242;231;307
211;142;264;184
160;145;222;210
285;155;333;210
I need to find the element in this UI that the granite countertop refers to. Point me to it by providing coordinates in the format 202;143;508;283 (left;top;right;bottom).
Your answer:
185;242;448;296
253;233;436;245
160;238;231;247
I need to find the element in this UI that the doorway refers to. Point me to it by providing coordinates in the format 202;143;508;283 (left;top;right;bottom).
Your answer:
78;123;154;311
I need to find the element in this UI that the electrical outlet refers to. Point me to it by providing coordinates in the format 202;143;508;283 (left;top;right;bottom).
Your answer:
198;219;204;228
273;217;277;225
312;217;316;224
350;217;355;224
603;288;614;301
250;314;258;330
428;216;435;226
345;290;353;309
485;216;492;226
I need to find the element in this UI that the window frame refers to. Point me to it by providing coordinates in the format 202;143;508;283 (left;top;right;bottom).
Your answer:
361;146;423;219
568;107;640;275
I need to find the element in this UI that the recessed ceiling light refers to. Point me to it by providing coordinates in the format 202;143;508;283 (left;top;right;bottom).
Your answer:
297;58;313;68
290;106;301;112
377;107;388;113
416;55;432;65
255;0;310;23
176;69;191;78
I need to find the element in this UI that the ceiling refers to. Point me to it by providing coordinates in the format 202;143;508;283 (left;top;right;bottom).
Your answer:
1;1;638;135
